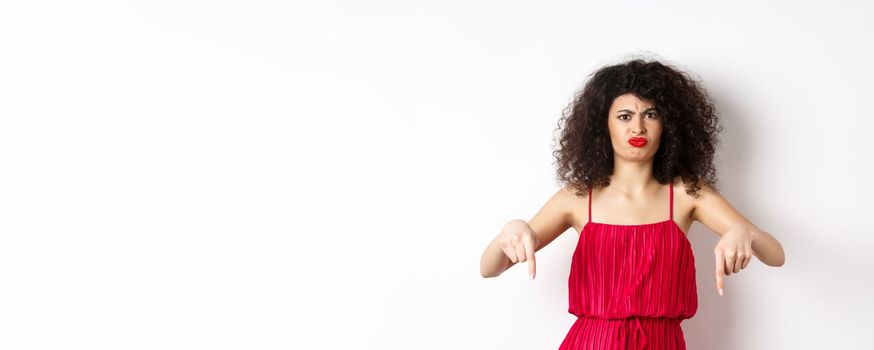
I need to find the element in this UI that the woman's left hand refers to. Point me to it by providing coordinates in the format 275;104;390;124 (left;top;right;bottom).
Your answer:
714;224;756;296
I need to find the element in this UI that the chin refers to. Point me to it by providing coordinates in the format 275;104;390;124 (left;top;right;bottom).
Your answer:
626;153;654;161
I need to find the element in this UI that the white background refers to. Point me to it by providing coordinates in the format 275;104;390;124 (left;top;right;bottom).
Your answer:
1;1;872;349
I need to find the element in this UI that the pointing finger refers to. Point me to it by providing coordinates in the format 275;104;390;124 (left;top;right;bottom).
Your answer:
715;250;725;296
723;250;734;276
524;237;537;280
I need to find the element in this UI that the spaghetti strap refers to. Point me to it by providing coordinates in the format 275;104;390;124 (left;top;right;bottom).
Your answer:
587;186;592;223
669;181;674;222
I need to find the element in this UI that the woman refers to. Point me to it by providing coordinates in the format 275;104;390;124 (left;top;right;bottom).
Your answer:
479;58;786;349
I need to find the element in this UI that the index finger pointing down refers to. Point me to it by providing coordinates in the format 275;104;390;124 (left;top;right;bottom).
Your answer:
715;250;725;296
524;238;536;279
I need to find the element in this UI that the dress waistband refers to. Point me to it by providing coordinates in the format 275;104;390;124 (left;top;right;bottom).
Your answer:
619;316;647;350
577;315;680;350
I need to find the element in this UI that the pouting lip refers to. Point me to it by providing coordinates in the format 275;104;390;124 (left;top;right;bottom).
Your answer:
628;137;648;142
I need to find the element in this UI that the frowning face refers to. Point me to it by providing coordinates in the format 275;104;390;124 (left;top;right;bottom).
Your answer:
607;93;663;162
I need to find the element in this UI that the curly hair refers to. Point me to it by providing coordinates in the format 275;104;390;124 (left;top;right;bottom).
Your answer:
552;57;724;199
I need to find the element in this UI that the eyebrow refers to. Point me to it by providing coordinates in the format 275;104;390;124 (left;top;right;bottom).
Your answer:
616;108;658;114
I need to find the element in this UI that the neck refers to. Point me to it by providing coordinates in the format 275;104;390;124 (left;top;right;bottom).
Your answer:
608;158;659;195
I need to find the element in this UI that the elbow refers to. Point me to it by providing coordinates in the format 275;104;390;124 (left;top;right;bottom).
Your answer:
754;231;785;267
480;261;493;278
757;250;785;267
767;250;786;267
773;254;786;267
480;263;506;278
480;265;501;278
773;242;786;267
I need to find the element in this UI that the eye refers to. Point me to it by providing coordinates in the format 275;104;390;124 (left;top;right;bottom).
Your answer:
618;113;657;120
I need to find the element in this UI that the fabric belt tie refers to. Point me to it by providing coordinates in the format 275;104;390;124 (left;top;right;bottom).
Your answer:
617;316;647;350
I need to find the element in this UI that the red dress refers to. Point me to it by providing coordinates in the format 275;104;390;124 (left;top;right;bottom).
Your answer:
560;182;698;350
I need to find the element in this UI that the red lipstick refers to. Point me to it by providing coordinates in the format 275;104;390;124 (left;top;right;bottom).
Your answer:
628;137;647;147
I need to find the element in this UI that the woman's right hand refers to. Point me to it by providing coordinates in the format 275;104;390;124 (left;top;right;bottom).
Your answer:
498;220;541;280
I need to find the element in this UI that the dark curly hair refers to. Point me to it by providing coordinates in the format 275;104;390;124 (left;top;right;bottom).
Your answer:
552;57;724;199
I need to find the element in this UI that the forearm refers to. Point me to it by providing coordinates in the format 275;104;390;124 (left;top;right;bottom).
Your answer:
750;227;785;267
480;231;514;278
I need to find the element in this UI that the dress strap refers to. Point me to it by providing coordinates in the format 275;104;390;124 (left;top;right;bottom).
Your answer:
669;181;674;222
587;186;592;223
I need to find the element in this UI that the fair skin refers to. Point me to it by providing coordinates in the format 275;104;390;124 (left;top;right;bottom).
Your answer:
480;93;786;297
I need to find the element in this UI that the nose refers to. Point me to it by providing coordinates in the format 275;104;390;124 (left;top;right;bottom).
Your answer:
632;116;646;135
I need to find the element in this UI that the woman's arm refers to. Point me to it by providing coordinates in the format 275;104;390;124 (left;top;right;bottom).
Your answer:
480;185;576;278
693;186;786;267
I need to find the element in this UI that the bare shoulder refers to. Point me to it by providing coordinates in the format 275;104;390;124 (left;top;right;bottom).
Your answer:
677;178;720;208
521;183;584;252
686;180;748;230
671;175;696;199
557;183;584;213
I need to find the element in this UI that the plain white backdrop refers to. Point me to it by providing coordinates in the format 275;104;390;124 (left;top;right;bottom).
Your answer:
1;1;873;349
